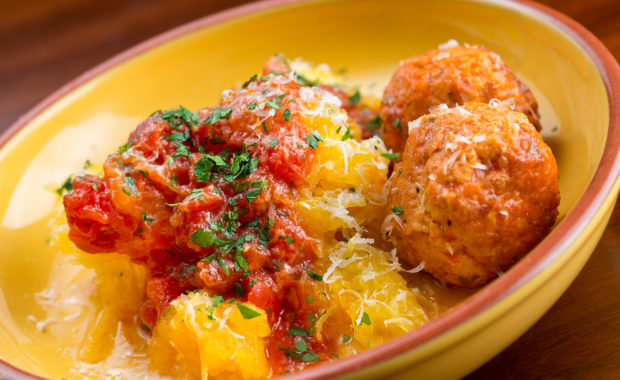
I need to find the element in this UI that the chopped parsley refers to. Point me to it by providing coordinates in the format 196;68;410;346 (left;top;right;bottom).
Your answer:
283;108;291;122
194;156;214;182
217;255;230;276
164;129;190;143
305;130;324;149
266;93;288;110
366;115;382;132
288;326;309;337
200;254;215;262
205;107;233;124
242;74;257;88
294;72;318;87
357;311;371;326
250;179;269;189
210;134;227;144
245;187;263;204
165;189;207;207
123;176;139;197
236;302;261;319
223;151;259;181
207;154;227;166
272;259;283;271
302;352;319;362
279;345;319;362
234;282;245;298
306;269;323;282
161;105;200;128
193;150;259;185
348;89;361;105
380;152;401;161
247;216;274;248
141;211;154;225
233;182;249;193
391;206;404;215
173;144;190;157
341;125;352;141
294;340;308;352
212;295;224;307
190;228;217;247
234;250;249;272
306;310;326;336
183;265;197;274
247;102;258;110
118;140;135;154
56;175;73;195
268;139;279;148
278;235;294;245
393;117;401;131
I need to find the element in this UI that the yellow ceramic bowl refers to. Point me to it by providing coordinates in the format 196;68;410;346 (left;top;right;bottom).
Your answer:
1;0;619;379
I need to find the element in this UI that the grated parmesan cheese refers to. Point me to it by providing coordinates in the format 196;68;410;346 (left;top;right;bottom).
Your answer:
438;39;460;50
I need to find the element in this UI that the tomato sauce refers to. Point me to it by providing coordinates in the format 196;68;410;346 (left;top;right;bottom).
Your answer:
63;72;340;372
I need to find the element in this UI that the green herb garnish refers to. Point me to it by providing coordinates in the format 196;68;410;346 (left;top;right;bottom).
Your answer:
205;107;233;124
349;89;361;105
391;206;404;215
306;269;323;282
123;176;139;197
190;228;217;247
381;152;400;161
288;326;309;337
236;302;261;319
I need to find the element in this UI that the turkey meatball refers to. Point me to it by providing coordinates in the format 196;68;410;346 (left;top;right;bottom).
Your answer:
380;43;540;153
385;101;559;287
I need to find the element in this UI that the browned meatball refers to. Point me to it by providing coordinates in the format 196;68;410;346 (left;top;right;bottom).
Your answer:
385;101;559;287
380;44;540;153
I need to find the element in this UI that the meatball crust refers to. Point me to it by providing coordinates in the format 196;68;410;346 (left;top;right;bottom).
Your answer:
380;44;540;153
386;101;559;287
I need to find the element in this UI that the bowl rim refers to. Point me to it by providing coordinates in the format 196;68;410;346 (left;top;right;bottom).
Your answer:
1;0;619;379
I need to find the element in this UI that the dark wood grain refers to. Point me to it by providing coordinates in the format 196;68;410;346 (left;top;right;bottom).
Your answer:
0;0;618;379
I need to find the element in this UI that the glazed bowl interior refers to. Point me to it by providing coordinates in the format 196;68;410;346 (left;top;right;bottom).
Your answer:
0;0;611;378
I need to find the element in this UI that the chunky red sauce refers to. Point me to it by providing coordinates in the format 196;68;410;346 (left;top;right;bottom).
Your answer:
63;70;344;373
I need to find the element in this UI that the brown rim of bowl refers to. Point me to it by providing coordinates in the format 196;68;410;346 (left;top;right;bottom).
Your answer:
0;0;618;379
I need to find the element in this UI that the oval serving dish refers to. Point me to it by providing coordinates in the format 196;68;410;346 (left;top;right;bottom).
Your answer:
0;0;619;379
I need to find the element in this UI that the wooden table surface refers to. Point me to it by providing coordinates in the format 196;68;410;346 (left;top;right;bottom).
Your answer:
1;0;619;378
